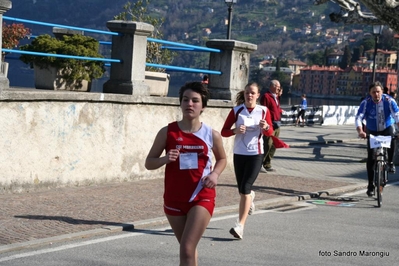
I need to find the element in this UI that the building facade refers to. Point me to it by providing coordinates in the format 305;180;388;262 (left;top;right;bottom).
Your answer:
298;65;398;97
299;66;342;96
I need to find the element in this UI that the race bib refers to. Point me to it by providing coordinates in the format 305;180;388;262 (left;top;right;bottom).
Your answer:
369;134;391;149
179;152;198;170
243;116;256;127
243;116;258;131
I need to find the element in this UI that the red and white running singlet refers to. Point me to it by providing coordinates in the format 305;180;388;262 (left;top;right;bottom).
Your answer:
232;104;268;155
164;121;214;202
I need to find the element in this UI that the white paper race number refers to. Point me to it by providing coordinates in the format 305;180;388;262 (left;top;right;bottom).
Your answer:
369;134;391;149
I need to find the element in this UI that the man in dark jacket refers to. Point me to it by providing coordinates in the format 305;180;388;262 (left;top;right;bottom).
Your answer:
260;80;282;172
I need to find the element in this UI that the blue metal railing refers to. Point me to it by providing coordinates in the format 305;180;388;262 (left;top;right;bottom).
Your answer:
13;37;219;54
3;16;118;36
147;38;220;53
3;16;222;75
3;49;120;63
3;48;221;75
146;63;221;74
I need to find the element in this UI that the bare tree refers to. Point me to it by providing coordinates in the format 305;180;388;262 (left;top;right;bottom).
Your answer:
314;0;399;32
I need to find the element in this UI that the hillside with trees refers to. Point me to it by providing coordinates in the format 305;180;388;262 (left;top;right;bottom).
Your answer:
5;0;398;91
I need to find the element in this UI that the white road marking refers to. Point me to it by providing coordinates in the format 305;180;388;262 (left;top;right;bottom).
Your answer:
0;228;171;262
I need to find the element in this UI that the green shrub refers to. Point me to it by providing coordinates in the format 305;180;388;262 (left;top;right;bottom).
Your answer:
19;34;106;84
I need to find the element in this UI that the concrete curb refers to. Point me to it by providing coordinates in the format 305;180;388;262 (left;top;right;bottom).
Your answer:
0;183;365;254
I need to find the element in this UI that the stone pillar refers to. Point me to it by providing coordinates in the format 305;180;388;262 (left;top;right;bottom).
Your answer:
103;20;154;95
0;0;12;91
206;40;257;101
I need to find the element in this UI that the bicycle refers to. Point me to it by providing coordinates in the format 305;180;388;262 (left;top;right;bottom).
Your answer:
369;134;392;207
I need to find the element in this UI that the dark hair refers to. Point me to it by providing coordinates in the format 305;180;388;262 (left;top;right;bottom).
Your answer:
369;81;383;91
179;82;210;108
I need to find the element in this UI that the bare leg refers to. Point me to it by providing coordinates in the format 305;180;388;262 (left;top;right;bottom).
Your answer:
237;193;251;227
166;206;211;266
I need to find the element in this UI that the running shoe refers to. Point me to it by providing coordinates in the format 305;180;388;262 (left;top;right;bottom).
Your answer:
259;166;267;173
229;222;244;239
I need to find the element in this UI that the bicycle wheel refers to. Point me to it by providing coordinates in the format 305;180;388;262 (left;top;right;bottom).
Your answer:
375;161;383;207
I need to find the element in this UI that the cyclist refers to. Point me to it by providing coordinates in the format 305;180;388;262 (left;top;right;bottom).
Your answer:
355;81;399;197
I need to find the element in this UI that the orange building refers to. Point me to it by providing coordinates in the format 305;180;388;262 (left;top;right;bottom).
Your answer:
298;66;342;96
298;65;397;97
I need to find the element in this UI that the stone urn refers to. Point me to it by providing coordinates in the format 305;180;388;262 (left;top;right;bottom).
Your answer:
145;71;170;96
34;65;91;91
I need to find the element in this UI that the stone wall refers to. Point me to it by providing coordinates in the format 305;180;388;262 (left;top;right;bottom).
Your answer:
0;88;360;193
0;89;234;192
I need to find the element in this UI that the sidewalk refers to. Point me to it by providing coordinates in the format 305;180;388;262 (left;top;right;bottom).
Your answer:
0;124;369;253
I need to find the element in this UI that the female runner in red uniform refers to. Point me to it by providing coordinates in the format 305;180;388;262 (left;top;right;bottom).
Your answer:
145;82;227;266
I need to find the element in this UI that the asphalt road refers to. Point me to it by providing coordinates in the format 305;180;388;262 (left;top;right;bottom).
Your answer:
1;182;398;266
